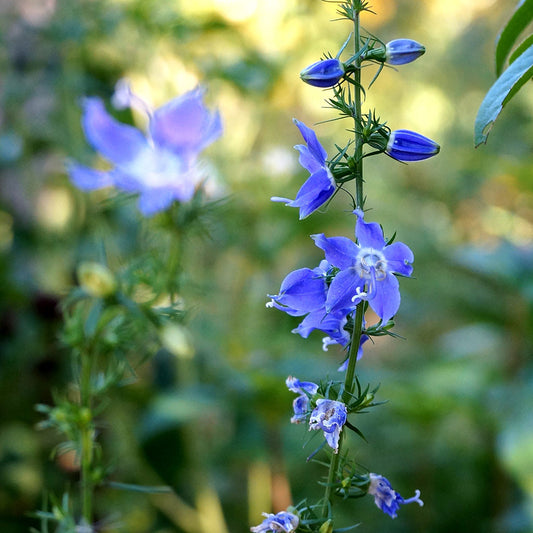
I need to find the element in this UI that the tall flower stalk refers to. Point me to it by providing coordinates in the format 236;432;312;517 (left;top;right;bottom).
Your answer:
260;1;438;531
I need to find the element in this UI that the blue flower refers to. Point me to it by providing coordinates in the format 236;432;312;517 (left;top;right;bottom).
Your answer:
309;399;347;453
271;120;336;219
250;511;299;532
385;39;425;65
367;473;423;519
267;261;350;349
286;376;319;424
386;129;440;162
300;58;345;88
68;84;222;216
312;210;414;324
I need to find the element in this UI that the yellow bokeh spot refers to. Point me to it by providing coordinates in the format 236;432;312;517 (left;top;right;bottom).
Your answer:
35;186;73;231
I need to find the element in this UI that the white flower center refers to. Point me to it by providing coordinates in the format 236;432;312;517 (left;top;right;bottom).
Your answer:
356;248;387;281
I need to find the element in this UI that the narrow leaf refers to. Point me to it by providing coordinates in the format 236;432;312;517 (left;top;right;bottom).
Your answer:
495;0;533;76
475;44;533;146
106;481;173;494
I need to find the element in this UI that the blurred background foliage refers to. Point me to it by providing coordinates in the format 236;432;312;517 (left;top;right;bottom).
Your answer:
0;0;532;532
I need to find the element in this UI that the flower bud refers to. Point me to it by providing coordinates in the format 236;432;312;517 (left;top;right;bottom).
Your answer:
160;323;195;359
77;262;117;298
386;129;440;162
300;58;345;88
385;39;425;65
319;519;333;533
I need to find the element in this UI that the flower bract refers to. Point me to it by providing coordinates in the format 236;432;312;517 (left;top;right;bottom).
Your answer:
300;58;345;88
250;511;299;533
367;473;423;518
309;399;347;453
312;210;414;324
271;119;336;219
386;129;440;162
385;39;425;65
68;84;222;216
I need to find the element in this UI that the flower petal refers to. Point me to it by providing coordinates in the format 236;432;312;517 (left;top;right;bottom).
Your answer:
271;267;327;313
383;241;414;276
293;119;327;165
137;189;176;216
312;234;358;270
370;274;401;324
81;98;148;165
355;213;386;249
325;268;364;313
150;88;222;161
68;163;114;190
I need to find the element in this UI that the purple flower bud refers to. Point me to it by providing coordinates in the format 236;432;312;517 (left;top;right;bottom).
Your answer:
386;129;440;162
385;39;425;65
300;58;345;88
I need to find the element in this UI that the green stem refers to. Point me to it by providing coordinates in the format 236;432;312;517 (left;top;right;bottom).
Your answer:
79;349;94;526
322;5;365;519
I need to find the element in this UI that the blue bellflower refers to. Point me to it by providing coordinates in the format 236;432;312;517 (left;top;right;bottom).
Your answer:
286;376;319;424
68;84;222;216
267;261;350;349
385;39;426;65
309;399;347;453
386;129;440;162
312;210;414;324
250;511;299;533
300;58;345;88
367;473;423;519
271;120;336;219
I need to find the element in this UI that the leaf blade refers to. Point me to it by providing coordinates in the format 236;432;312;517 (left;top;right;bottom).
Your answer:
475;44;533;147
495;0;533;76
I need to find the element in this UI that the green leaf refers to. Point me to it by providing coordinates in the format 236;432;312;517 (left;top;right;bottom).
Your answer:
106;481;173;494
474;44;533;147
509;34;533;64
495;0;533;76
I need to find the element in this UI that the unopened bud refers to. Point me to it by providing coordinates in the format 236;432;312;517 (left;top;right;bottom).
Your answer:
77;262;116;297
160;323;195;359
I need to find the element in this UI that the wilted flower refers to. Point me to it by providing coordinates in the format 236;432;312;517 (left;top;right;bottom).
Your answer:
68;84;222;216
286;376;319;424
386;129;440;162
367;473;423;519
313;210;414;324
250;511;299;533
271;119;336;219
300;58;345;88
385;39;425;65
309;399;347;453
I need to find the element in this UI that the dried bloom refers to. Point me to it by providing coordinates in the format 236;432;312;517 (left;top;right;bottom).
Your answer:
250;511;299;532
309;399;347;453
367;473;423;518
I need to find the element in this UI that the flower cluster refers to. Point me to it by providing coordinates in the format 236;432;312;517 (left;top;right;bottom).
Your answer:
269;209;413;353
257;6;437;531
69;82;222;216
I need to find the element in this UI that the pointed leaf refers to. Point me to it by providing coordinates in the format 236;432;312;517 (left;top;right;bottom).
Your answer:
475;44;533;146
495;0;533;76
